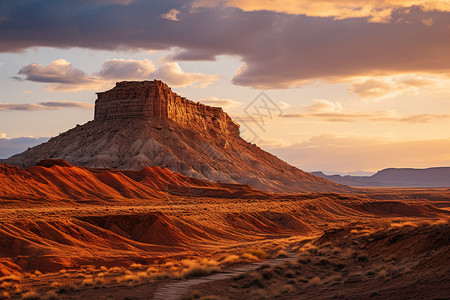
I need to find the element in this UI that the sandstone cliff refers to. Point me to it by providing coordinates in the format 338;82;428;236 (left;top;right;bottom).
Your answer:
2;80;350;193
95;80;239;136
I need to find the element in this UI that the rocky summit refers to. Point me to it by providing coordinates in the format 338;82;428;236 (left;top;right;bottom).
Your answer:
2;80;349;193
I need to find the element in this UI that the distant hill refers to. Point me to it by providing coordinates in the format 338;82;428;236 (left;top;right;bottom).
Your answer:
312;167;450;187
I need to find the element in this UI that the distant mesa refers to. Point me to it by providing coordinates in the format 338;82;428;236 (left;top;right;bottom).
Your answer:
312;167;450;188
1;80;350;193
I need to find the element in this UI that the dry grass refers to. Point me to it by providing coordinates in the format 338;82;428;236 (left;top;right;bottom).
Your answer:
220;255;240;264
181;263;220;278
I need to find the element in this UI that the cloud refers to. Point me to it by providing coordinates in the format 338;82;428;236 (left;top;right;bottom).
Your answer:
154;62;220;87
348;74;445;99
0;136;49;159
265;134;450;172
199;97;242;111
17;58;219;91
0;101;93;111
1;1;450;89
196;0;450;22
18;59;93;84
18;59;103;91
97;59;156;80
305;99;342;113
278;101;290;110
279;99;449;123
162;9;180;21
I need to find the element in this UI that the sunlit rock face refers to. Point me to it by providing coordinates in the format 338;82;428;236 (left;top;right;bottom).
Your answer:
94;80;239;137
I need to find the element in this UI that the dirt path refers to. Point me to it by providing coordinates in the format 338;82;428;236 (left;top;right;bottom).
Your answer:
153;251;297;300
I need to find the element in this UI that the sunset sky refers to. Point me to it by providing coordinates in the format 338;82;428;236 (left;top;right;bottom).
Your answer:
1;0;449;174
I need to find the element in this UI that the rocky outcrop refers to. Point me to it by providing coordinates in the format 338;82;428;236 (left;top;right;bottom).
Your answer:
1;80;351;193
95;80;239;136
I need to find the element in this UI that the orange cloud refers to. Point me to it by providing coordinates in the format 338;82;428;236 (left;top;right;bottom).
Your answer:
348;74;447;99
196;0;450;22
279;100;449;123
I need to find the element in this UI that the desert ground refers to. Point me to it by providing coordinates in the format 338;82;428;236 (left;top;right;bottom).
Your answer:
0;160;449;299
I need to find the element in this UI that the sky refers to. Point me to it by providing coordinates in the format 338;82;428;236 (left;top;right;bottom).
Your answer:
0;0;449;175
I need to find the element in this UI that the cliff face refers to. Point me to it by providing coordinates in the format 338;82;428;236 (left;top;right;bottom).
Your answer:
95;80;239;136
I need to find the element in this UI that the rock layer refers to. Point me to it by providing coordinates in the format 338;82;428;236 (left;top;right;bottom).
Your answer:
95;80;239;136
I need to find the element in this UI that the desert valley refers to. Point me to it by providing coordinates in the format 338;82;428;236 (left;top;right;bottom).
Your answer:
0;81;448;300
1;1;450;299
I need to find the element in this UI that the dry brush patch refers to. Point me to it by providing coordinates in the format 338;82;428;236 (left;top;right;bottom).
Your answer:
185;221;450;299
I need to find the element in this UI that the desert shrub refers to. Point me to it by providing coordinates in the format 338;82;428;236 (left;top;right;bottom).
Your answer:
56;284;79;293
116;274;140;284
99;266;108;272
377;269;389;279
307;276;322;286
21;291;41;300
246;249;268;259
42;290;58;300
274;250;289;258
241;253;258;261
358;255;368;262
164;261;175;268
284;270;295;278
334;263;346;271
199;259;218;266
181;264;220;278
262;269;274;280
297;257;311;264
146;267;158;273
106;266;124;274
220;255;240;264
130;263;143;269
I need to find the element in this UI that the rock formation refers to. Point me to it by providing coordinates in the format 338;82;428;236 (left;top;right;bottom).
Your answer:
2;80;350;193
94;81;239;136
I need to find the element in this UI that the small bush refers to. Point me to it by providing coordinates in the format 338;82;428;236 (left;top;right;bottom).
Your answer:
274;250;289;258
307;276;322;286
130;263;143;269
56;284;79;294
21;291;41;300
181;264;220;278
43;290;58;300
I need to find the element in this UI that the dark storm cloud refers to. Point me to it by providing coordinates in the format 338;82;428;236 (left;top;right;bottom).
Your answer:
0;1;449;88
